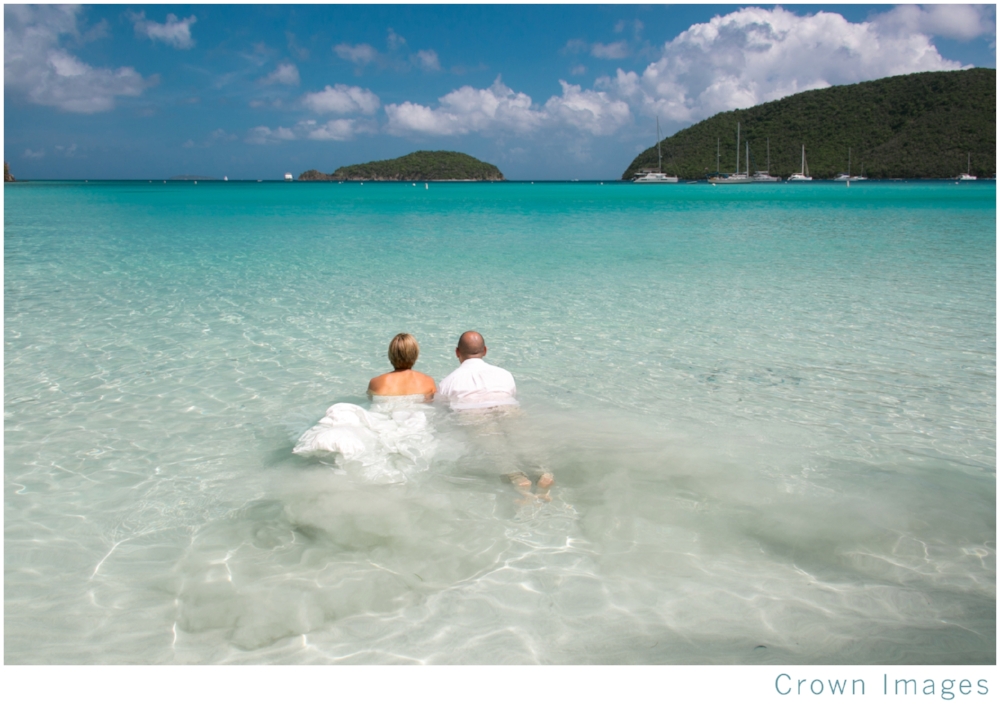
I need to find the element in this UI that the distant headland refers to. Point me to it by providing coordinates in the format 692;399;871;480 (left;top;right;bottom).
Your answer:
299;151;504;182
623;68;996;180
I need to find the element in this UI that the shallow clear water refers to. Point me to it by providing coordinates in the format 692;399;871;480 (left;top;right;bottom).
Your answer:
4;180;995;664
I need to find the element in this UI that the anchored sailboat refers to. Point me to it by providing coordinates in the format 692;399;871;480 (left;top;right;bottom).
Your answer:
633;117;679;183
787;145;813;182
957;153;977;181
709;123;753;184
752;137;780;182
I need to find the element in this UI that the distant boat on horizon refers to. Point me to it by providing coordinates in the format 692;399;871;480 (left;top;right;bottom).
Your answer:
835;148;855;181
284;173;293;181
957;152;977;181
752;137;780;182
787;145;813;182
633;117;679;183
709;123;753;184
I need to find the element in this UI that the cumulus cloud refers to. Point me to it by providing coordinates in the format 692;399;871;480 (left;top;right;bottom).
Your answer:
302;118;365;141
385;77;629;138
129;11;197;50
414;49;441;71
334;42;378;65
23;148;45;159
302;84;381;114
874;4;995;41
596;6;969;127
544;81;631;136
261;62;300;86
385;77;543;136
4;5;153;113
245;125;296;144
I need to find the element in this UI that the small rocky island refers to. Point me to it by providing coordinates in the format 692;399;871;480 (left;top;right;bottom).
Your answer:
299;150;504;182
4;161;14;182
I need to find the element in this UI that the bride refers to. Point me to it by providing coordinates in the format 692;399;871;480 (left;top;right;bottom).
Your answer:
293;333;437;481
367;333;437;401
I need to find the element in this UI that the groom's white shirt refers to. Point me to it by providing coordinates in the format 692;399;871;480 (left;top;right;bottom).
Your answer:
436;357;518;410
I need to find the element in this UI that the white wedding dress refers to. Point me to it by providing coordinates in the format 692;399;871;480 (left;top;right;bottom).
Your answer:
293;396;437;483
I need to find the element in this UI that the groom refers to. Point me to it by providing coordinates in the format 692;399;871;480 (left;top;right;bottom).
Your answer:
437;331;554;496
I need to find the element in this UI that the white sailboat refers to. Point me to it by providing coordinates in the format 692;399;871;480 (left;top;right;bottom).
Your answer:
834;148;853;181
633;117;679;183
752;137;780;182
957;153;977;181
787;144;813;181
709;123;753;184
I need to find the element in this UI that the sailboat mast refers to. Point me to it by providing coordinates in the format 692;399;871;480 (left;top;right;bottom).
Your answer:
736;123;740;174
717;138;720;174
767;138;770;173
656;117;662;173
746;141;749;177
801;144;805;174
848;147;851;177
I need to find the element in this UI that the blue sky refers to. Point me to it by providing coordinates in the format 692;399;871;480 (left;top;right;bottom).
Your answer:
4;3;996;180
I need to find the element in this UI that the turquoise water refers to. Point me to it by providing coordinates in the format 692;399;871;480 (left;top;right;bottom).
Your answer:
4;180;995;663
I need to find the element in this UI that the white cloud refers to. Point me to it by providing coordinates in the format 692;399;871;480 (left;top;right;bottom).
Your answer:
415;49;441;71
245;126;296;145
570;65;587;76
305;119;359;141
544;81;631;136
874;4;995;41
334;42;378;65
243;118;374;144
261;62;300;86
129;11;196;50
385;77;629;138
385;77;544;136
302;84;381;115
23;148;44;159
591;41;629;59
4;5;152;113
596;6;969;127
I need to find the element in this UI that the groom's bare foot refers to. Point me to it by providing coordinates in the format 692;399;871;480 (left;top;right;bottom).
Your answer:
534;468;554;501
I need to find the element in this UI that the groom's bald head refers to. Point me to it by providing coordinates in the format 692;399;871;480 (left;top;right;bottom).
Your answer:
456;331;487;361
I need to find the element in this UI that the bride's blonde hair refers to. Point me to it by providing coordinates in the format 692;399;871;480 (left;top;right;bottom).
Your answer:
388;333;419;370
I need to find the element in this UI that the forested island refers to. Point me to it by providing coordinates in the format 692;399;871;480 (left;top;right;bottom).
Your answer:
623;68;996;180
299;150;504;181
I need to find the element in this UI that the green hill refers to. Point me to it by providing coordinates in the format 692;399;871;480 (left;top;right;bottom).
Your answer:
301;151;504;181
623;69;995;180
